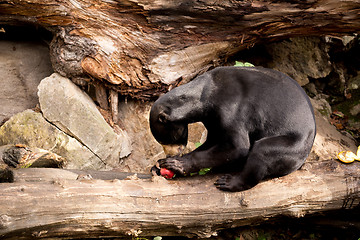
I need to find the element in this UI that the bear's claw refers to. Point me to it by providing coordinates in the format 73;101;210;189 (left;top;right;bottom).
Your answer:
215;174;250;192
157;158;187;175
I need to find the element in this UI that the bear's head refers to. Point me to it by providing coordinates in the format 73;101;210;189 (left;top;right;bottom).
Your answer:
150;104;188;156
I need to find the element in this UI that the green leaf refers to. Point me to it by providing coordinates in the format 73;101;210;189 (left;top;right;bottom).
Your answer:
244;62;255;67
189;167;211;176
21;163;33;169
234;61;243;67
195;142;202;148
199;167;212;175
234;61;254;67
153;237;162;240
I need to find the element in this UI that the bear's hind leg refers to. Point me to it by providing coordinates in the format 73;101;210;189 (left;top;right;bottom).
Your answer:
215;133;310;192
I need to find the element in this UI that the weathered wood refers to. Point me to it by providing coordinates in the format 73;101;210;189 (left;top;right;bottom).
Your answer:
110;90;119;123
94;82;109;110
1;0;360;99
0;161;359;239
0;144;66;170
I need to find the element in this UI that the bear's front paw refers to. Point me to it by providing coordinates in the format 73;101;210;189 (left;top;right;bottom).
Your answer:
157;158;189;176
214;174;251;192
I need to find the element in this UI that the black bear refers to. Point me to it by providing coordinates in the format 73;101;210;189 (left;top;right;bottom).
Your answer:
150;66;316;192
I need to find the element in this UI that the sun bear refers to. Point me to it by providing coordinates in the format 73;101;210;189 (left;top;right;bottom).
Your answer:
150;66;316;192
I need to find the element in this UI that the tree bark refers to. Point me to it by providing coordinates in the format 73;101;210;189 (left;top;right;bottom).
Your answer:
0;160;359;239
1;0;360;99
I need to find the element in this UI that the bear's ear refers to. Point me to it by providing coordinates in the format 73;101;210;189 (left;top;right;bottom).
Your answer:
158;110;170;123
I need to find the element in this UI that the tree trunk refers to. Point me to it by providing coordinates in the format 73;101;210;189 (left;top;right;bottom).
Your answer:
0;161;359;239
1;0;360;99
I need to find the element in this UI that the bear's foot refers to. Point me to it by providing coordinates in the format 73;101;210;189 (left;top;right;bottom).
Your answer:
157;157;191;176
214;174;253;192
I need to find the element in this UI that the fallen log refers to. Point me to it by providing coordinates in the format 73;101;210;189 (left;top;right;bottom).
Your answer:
0;160;359;239
1;0;360;100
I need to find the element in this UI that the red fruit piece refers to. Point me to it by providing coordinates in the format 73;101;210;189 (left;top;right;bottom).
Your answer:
160;168;175;179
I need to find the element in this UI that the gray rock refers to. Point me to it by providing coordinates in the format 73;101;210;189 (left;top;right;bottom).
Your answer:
0;41;53;123
310;97;332;121
310;108;358;162
0;110;105;169
350;104;360;116
266;37;332;86
348;72;360;90
38;73;131;168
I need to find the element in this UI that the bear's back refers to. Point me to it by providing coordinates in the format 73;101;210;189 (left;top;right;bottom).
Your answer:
205;66;315;138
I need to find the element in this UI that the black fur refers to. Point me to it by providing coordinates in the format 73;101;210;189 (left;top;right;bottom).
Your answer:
150;66;316;192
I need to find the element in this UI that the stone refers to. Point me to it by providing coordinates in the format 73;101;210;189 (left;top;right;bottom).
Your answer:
0;41;53;123
310;97;332;121
0;110;105;169
38;73;131;168
265;37;332;86
348;72;360;90
350;104;360;116
310;108;358;162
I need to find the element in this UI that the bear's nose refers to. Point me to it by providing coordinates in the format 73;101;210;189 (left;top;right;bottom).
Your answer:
162;144;186;157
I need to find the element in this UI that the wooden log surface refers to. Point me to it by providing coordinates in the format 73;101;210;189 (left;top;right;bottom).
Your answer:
1;0;360;99
0;160;359;239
